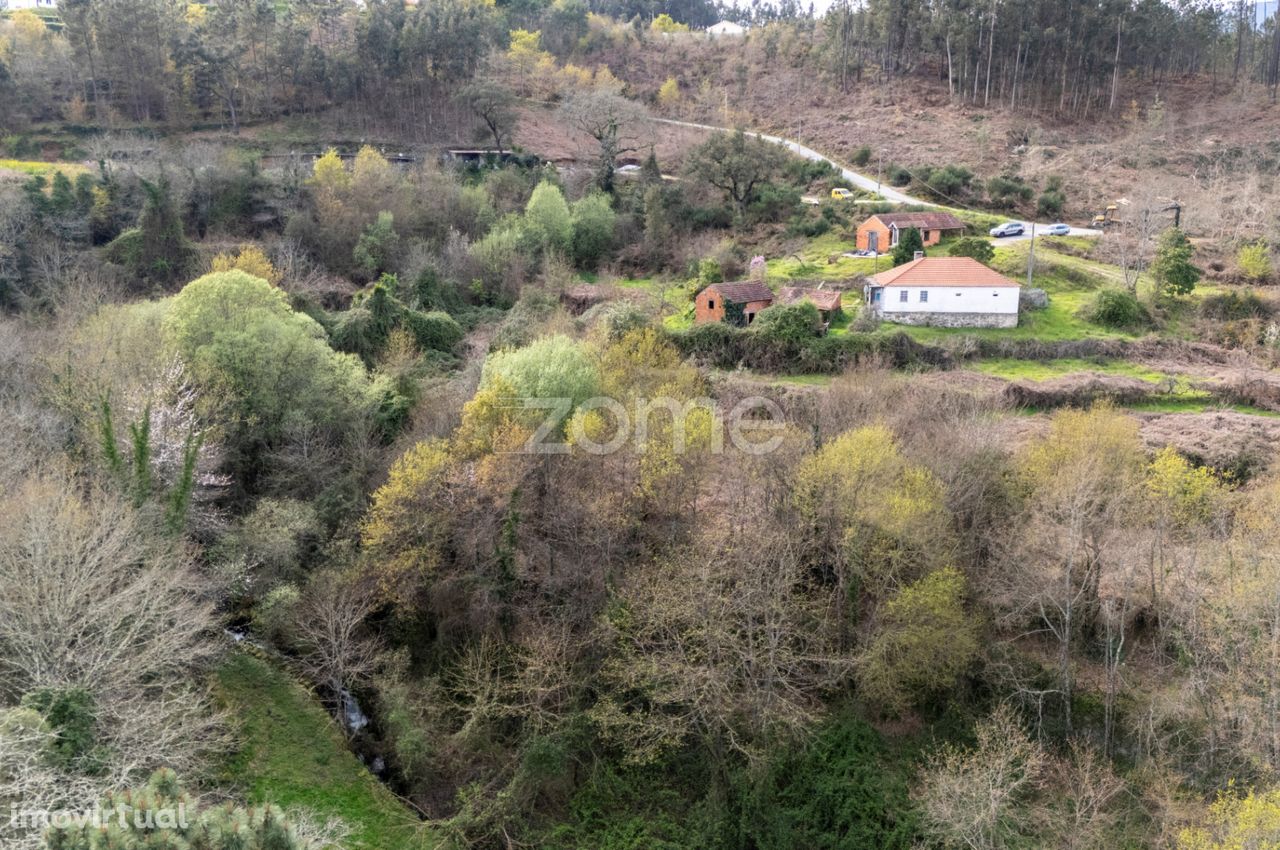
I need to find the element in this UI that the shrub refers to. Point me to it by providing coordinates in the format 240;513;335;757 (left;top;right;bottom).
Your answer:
753;302;822;344
697;257;724;285
851;146;872;167
404;309;464;352
986;174;1033;206
1085;287;1149;329
919;164;972;199
887;165;912;187
1238;241;1273;282
1036;175;1066;219
1199;289;1272;321
787;211;831;238
948;237;995;264
481;335;600;411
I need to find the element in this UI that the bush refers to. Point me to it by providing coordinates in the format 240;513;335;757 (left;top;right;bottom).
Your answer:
947;237;995;264
753;302;822;344
404;309;464;352
1085;287;1149;329
887;165;912;187
481;334;600;411
1035;175;1066;219
919;164;972;199
851;146;873;167
1238;242;1273;282
697;257;724;285
1199;289;1273;321
986;175;1033;206
787;210;831;238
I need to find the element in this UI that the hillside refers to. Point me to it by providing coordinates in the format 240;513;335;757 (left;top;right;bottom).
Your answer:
7;3;1280;850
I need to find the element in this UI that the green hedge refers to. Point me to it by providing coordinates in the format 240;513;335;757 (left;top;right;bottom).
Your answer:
666;325;949;374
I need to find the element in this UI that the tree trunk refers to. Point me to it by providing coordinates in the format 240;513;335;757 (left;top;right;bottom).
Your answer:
1110;16;1122;112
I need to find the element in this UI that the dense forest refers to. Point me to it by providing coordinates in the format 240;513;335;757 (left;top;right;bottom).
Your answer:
3;0;1280;135
4;0;1280;849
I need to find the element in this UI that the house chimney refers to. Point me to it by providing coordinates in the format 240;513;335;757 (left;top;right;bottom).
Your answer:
913;251;924;260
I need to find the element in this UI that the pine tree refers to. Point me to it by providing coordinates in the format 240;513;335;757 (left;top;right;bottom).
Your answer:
1152;227;1200;297
45;768;310;850
892;227;925;266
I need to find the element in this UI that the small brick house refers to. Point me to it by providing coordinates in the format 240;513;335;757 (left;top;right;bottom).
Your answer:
694;281;775;325
855;212;967;253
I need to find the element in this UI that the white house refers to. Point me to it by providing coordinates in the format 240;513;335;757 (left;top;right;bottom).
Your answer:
865;256;1021;328
6;0;58;9
706;20;747;36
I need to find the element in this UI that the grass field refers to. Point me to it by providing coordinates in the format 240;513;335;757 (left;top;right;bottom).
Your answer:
971;357;1171;383
0;159;89;178
215;653;434;850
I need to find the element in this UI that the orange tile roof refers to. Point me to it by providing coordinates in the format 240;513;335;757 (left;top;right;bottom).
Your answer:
870;257;1021;288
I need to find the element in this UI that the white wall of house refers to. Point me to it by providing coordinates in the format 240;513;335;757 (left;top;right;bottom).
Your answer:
877;285;1019;316
7;0;58;10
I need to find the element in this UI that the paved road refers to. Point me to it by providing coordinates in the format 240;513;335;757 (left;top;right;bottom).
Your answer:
654;117;1102;241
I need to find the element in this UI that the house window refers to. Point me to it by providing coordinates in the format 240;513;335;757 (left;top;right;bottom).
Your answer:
899;290;908;303
708;299;715;310
923;230;931;241
746;312;756;324
920;290;929;303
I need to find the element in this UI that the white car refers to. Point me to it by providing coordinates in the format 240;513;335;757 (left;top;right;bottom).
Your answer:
989;221;1025;238
1045;223;1071;236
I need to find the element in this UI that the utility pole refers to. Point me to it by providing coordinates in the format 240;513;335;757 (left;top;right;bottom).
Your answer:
1026;222;1036;289
876;150;883;196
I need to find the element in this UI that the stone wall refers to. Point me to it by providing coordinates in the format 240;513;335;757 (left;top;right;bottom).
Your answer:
878;310;1018;329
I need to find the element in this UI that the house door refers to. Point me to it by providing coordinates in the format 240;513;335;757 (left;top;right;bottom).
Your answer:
867;231;878;253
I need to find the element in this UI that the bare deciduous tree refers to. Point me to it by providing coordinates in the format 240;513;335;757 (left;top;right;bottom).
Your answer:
594;536;851;763
558;90;651;194
0;473;225;844
917;704;1047;850
293;570;383;705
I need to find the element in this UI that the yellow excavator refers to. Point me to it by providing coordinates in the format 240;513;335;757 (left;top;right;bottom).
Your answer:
1092;198;1129;228
1091;197;1182;230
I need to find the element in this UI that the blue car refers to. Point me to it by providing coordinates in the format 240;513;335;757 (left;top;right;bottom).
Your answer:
1045;223;1071;236
989;221;1025;237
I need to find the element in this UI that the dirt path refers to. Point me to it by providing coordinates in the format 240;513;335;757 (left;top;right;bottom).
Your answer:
652;117;1104;240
